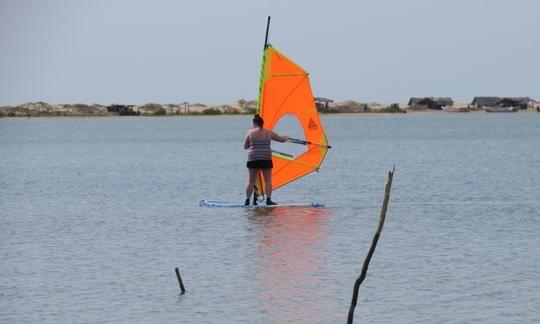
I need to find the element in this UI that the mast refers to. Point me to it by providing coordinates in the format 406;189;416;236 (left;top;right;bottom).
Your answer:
257;16;271;113
253;16;272;204
264;16;271;49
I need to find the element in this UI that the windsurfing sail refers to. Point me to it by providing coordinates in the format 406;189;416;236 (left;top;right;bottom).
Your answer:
254;16;330;200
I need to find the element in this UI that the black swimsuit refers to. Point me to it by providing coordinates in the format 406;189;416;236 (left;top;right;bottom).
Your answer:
247;160;273;169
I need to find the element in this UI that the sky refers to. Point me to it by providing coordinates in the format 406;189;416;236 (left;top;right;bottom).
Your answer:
1;0;539;105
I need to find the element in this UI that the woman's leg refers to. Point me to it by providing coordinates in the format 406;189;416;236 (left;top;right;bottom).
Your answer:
245;168;257;199
262;168;272;199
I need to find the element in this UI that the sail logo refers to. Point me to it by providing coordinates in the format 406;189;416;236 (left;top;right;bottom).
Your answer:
307;118;318;130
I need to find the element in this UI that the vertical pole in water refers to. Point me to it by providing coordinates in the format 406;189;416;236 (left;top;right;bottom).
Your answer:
264;16;271;49
347;167;395;324
175;267;186;295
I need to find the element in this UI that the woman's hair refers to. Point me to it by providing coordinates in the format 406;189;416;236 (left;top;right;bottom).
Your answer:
252;114;264;127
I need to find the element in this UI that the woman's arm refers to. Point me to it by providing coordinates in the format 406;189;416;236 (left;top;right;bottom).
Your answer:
243;131;251;149
270;131;289;143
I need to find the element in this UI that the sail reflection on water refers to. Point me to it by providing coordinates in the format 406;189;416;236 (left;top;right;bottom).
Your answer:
245;207;333;321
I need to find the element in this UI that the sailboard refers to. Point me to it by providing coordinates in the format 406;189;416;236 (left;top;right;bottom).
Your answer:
200;16;330;208
253;16;331;202
199;200;324;208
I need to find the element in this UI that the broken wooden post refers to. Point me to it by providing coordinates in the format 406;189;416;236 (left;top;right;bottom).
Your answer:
347;167;394;324
175;266;186;295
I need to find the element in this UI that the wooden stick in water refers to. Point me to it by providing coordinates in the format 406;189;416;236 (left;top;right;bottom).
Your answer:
347;167;394;324
175;267;186;295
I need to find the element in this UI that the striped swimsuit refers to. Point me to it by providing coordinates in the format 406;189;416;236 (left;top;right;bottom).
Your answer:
247;130;273;169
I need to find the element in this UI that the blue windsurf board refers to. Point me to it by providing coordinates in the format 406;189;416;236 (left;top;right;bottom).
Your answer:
199;200;324;208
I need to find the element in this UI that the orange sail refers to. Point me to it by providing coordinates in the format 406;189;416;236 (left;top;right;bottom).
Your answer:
254;44;329;199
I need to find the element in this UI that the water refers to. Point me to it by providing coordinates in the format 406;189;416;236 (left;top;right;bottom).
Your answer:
1;114;539;323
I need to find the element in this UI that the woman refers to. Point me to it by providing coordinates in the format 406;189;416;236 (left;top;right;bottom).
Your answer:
244;114;288;206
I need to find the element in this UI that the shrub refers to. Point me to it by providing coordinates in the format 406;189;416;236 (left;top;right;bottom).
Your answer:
323;108;342;114
244;107;257;114
379;104;406;113
153;108;167;116
202;108;222;115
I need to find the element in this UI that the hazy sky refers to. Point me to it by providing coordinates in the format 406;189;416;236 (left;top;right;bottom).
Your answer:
1;0;539;105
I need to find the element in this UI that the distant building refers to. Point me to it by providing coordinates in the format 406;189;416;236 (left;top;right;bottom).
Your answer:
314;97;334;112
471;97;533;109
408;97;454;110
107;104;139;116
471;97;501;109
496;97;532;109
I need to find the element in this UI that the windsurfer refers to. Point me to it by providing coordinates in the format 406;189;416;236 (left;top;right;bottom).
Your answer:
244;114;288;206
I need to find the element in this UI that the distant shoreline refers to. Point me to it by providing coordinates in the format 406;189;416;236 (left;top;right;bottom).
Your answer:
2;110;540;120
1;99;538;118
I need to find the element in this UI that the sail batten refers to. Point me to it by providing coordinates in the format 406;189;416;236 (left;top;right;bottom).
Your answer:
270;73;309;77
255;45;329;199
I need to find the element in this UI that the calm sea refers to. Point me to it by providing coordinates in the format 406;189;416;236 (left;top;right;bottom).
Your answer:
1;114;539;323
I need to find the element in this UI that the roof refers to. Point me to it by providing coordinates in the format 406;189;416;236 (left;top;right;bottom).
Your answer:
503;97;531;102
408;97;453;106
471;97;500;106
314;97;334;103
472;96;532;106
